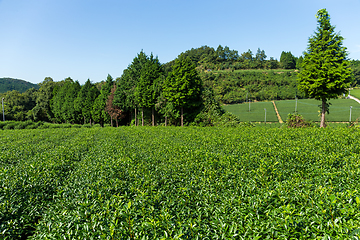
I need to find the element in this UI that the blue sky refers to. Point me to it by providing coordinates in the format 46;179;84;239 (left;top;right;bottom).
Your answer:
1;0;359;84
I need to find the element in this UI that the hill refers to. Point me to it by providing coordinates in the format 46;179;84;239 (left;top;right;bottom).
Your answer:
200;69;301;104
0;78;39;93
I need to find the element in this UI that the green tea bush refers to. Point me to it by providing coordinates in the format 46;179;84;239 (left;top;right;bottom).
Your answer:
2;121;18;130
1;127;360;239
286;113;313;128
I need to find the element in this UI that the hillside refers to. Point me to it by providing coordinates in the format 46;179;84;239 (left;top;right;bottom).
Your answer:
200;69;302;104
0;78;39;93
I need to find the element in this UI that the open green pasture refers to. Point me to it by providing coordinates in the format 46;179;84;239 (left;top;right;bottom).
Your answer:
1;127;360;239
275;98;360;122
224;98;360;122
223;101;278;122
350;88;360;99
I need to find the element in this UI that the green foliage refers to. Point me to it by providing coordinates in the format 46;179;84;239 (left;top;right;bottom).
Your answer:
191;87;241;127
296;56;304;70
163;55;202;108
286;113;312;128
298;9;352;102
91;75;113;126
32;77;56;121
280;51;296;69
0;78;39;93
350;60;360;86
1;127;360;239
298;9;353;127
74;79;100;124
135;54;163;109
201;70;301;104
113;52;149;125
51;78;79;123
165;45;285;72
163;54;203;125
1;89;37;121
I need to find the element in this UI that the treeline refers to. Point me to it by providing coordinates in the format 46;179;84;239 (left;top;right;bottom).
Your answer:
1;46;359;125
0;78;40;93
163;45;303;71
201;70;304;104
0;51;238;126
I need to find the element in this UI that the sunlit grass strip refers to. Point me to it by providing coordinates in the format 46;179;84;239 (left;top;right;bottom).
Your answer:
275;98;360;122
223;101;278;122
350;88;360;100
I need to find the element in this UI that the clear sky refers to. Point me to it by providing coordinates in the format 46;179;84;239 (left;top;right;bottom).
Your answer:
1;0;359;84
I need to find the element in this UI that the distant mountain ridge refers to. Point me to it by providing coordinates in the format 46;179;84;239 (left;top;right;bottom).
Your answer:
0;78;39;93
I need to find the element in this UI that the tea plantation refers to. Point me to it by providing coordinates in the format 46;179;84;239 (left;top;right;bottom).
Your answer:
1;127;360;239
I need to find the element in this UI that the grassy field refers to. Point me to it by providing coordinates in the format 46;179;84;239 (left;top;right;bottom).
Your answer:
350;88;360;99
1;127;360;239
223;101;278;122
224;98;360;122
275;98;360;122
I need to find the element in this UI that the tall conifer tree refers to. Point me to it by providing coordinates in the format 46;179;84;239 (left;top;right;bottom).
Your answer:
298;9;352;127
163;54;202;126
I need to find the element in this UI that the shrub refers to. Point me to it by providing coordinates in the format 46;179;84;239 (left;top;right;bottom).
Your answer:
3;121;17;130
286;113;312;128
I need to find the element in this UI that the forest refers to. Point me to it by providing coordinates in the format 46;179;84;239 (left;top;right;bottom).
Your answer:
1;45;359;126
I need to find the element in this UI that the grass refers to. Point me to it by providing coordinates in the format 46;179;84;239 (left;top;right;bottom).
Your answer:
224;98;360;123
223;101;278;122
350;88;360;99
275;98;360;122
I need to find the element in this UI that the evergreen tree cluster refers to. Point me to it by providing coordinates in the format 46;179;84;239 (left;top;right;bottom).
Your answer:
163;45;304;72
113;51;204;126
1;51;226;126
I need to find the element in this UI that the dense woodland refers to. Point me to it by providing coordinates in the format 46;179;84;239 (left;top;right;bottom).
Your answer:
1;45;359;126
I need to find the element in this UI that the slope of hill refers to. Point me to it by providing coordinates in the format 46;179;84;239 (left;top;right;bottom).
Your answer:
0;78;39;93
200;69;302;104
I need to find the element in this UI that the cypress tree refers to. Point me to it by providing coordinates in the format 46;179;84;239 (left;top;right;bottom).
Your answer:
163;54;202;126
298;8;352;127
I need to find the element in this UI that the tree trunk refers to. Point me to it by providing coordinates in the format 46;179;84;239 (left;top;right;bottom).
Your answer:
116;118;118;127
111;116;113;127
320;99;326;128
130;111;133;126
165;116;167;127
142;107;144;126
134;108;137;126
84;116;86;125
152;108;154;126
181;107;184;127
